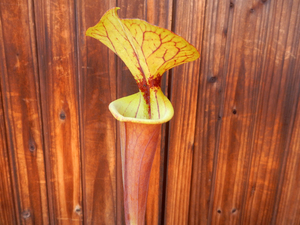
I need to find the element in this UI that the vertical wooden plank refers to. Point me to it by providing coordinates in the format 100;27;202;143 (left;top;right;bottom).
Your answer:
188;0;232;224
188;0;300;224
239;0;300;224
77;2;118;224
203;0;300;224
0;14;18;225
34;0;82;223
164;0;205;224
271;2;300;224
274;80;300;224
0;0;49;224
206;0;273;224
0;89;16;224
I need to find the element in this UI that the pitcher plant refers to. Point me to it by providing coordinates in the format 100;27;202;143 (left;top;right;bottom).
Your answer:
86;7;199;225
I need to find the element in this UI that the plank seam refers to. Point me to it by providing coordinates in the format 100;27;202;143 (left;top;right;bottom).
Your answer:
73;0;85;224
0;11;22;225
187;0;208;223
160;0;176;224
207;1;233;223
271;3;300;221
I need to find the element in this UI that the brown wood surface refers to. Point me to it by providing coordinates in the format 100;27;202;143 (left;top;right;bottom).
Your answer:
272;3;300;223
189;0;233;223
239;0;300;224
209;0;284;224
34;0;82;224
164;0;205;224
0;0;300;224
0;0;49;224
77;1;118;224
0;85;16;224
275;73;300;225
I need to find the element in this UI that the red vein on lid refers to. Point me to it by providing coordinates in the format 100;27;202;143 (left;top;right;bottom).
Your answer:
135;94;142;118
123;99;135;116
155;91;160;119
103;24;118;54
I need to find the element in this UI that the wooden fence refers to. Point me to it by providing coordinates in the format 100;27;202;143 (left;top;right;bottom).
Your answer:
1;0;300;224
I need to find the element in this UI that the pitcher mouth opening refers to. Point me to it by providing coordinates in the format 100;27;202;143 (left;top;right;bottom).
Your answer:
108;91;174;125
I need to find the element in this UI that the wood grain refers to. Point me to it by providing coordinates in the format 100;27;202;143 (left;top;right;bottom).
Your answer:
164;0;205;224
239;0;300;224
0;86;16;224
207;0;274;224
188;0;232;224
77;1;118;224
272;1;300;224
0;0;299;224
34;0;82;224
0;0;49;224
200;0;300;224
274;68;300;224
